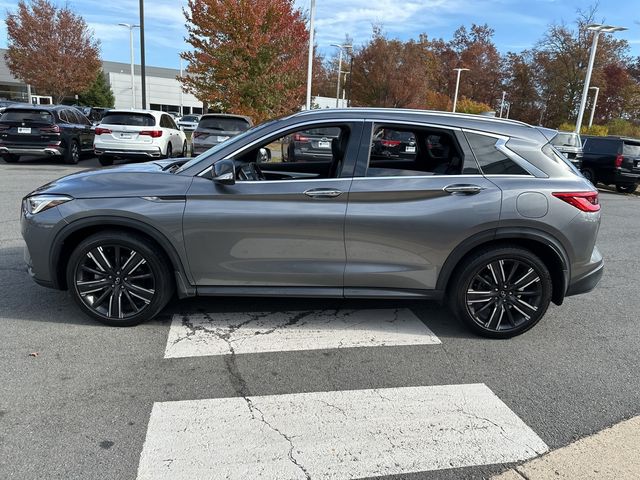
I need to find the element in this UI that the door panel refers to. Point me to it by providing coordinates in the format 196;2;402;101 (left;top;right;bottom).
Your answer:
344;175;501;291
183;177;351;287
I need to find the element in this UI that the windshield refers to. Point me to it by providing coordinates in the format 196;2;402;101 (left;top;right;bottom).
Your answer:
198;116;250;132
1;109;54;124
101;112;155;126
175;119;277;174
551;132;581;147
623;142;640;157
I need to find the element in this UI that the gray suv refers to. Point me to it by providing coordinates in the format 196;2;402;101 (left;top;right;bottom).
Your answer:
20;109;603;338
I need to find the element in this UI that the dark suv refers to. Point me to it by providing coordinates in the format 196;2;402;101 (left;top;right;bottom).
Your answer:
581;136;640;193
0;105;94;164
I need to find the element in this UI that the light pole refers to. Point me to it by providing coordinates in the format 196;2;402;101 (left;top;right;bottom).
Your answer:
118;23;139;108
499;91;506;118
305;0;316;110
575;23;626;133
139;0;147;109
588;86;600;128
331;44;352;108
452;68;469;113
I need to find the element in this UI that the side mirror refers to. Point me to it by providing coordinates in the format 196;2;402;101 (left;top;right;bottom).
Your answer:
258;147;271;163
212;159;235;185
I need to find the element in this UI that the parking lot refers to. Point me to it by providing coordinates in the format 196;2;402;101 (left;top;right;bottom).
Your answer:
1;157;639;479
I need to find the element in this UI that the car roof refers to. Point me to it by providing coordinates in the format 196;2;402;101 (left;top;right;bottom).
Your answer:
104;109;164;119
3;104;63;111
201;113;252;121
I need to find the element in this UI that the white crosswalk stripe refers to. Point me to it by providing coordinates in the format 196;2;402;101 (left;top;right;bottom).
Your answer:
164;308;441;358
139;308;548;478
136;383;548;480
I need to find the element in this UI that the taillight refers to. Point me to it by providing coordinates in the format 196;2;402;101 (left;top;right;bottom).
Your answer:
40;124;60;133
615;154;623;168
0;124;10;131
139;130;163;138
381;140;401;147
94;127;112;135
552;191;600;212
293;133;309;142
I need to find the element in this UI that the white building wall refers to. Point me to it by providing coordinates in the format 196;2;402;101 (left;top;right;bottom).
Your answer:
108;71;201;112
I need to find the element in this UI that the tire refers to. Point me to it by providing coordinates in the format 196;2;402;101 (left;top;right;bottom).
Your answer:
581;168;596;185
64;140;80;164
2;154;19;163
449;246;552;338
181;141;187;157
98;156;114;166
165;142;173;159
66;231;174;327
616;184;637;194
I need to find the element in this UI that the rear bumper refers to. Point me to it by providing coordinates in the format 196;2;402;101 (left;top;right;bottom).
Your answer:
0;146;62;156
614;170;640;185
565;250;604;297
94;147;162;159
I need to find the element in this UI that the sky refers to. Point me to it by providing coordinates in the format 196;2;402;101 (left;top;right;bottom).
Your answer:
0;0;638;70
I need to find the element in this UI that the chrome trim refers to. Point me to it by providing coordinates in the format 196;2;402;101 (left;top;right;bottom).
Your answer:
351;174;486;181
197;118;365;177
0;146;61;156
95;148;162;158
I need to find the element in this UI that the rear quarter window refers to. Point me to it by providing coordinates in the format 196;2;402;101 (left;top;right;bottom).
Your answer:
622;142;640;156
101;113;155;127
465;132;529;175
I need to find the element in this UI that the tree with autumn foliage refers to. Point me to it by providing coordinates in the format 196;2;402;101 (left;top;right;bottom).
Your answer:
5;0;101;104
181;0;309;123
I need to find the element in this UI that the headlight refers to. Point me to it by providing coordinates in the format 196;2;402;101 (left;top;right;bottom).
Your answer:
23;194;73;214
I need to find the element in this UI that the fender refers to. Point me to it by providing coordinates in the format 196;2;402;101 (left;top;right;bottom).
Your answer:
436;227;570;303
49;216;196;297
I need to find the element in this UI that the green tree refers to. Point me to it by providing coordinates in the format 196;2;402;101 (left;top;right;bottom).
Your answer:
78;70;114;108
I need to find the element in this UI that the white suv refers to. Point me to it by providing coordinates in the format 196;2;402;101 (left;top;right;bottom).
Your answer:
94;109;187;166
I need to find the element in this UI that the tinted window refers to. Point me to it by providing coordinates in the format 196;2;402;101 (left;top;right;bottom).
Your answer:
465;132;529;175
1;109;55;124
166;116;178;130
199;116;250;132
181;115;200;122
552;132;581;147
101;112;155;127
65;109;81;124
160;115;169;128
622;142;640;156
583;138;619;154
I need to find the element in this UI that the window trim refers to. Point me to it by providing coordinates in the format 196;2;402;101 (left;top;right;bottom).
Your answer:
196;118;365;179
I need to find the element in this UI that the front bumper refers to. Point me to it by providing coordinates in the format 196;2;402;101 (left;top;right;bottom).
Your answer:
0;146;62;156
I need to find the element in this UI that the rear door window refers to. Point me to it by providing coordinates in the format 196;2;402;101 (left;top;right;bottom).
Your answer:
199;116;251;132
583;138;619;154
1;109;55;124
101;112;155;127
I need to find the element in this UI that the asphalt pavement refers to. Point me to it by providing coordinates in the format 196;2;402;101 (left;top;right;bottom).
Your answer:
1;156;639;479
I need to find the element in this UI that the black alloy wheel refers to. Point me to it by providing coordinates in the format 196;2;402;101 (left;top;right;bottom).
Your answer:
450;246;552;338
67;231;173;326
165;142;173;159
65;140;80;164
181;141;187;157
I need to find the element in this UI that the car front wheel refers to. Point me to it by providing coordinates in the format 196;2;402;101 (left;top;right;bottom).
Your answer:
449;246;552;338
66;231;174;326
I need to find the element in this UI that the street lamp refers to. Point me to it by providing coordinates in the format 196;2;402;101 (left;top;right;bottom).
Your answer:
118;23;140;108
574;23;627;133
588;86;600;128
331;43;352;108
452;68;469;113
305;0;316;110
499;91;506;118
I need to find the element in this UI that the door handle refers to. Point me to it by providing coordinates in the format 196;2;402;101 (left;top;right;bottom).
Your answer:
443;184;485;195
304;188;343;198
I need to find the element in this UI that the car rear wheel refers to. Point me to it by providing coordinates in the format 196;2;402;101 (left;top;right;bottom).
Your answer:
181;141;187;157
2;154;19;163
616;184;637;194
165;142;173;159
98;156;114;166
64;140;80;164
66;231;174;326
449;246;552;338
581;168;596;185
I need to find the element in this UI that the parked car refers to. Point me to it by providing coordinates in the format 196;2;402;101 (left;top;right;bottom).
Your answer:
281;126;340;162
371;128;416;159
191;114;252;156
581;136;640;193
20;108;603;338
93;109;187;166
0;104;94;164
550;131;583;170
0;99;17;114
177;114;201;132
75;106;109;124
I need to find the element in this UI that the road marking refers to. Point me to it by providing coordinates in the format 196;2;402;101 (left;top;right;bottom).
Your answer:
164;308;440;358
136;383;548;480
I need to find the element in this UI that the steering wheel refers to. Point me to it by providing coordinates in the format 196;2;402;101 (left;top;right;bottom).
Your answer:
238;162;265;181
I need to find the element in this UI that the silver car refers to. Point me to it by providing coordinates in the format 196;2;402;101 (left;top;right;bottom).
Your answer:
20;108;603;338
191;114;252;156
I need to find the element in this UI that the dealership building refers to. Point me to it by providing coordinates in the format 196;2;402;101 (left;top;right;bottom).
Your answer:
0;49;204;114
